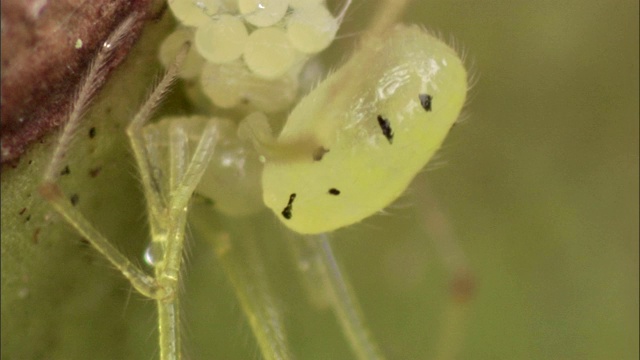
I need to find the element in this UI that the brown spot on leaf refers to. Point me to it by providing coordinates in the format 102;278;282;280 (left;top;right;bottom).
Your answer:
88;166;102;178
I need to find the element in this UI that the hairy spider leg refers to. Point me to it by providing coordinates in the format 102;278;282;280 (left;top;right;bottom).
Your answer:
39;14;220;360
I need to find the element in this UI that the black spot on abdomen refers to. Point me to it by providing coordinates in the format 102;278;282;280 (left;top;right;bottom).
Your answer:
419;94;433;112
281;193;296;220
377;115;393;144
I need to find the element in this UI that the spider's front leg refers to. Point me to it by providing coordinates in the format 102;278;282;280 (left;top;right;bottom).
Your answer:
38;13;167;301
132;114;219;360
123;42;221;359
39;14;219;359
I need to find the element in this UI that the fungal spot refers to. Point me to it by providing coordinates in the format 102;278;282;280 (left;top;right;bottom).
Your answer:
60;166;71;176
419;94;433;112
25;215;31;222
312;146;330;161
281;193;296;220
70;194;79;206
89;166;102;178
89;127;96;138
377;115;393;144
328;188;340;195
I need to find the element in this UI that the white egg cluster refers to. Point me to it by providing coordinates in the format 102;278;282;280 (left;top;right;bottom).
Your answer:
159;0;345;113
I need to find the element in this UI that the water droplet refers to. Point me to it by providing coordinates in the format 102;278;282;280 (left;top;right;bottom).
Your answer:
144;242;164;267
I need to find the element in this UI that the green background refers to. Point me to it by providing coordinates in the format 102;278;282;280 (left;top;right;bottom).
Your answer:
2;0;638;359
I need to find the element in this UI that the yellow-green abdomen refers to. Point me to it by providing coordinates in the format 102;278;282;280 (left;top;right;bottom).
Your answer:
262;25;468;234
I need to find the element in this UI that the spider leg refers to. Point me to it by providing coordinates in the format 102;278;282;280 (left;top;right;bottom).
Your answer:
39;13;169;302
125;44;219;359
416;181;476;360
140;116;218;360
40;17;218;358
286;232;386;360
365;0;411;36
191;214;294;360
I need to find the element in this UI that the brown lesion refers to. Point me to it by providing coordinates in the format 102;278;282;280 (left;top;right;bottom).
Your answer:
88;166;102;178
0;0;153;167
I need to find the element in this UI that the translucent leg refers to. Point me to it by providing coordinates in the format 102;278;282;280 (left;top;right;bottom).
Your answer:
124;38;218;360
39;21;218;359
125;43;190;236
38;183;168;299
366;0;411;36
149;136;188;360
316;235;385;360
39;13;171;301
287;233;385;360
128;107;218;360
154;122;219;287
416;181;476;360
190;210;293;360
42;13;138;184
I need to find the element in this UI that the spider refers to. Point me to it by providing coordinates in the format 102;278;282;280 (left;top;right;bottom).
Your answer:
33;0;473;359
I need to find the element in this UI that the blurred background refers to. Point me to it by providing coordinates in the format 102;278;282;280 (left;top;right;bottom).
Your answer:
2;0;638;359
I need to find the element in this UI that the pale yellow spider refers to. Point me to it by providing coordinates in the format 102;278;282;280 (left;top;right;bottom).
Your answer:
36;1;471;359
